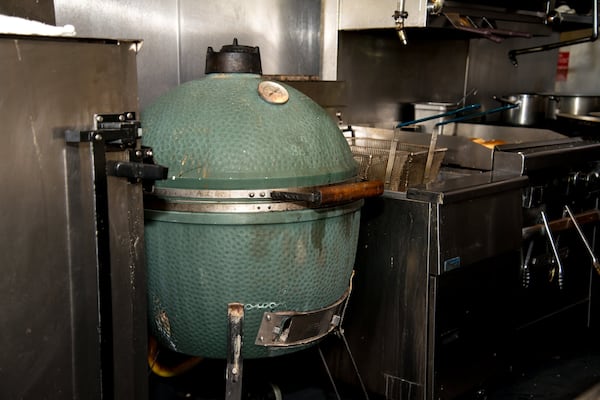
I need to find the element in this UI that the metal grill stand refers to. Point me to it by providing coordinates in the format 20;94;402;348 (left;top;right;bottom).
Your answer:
223;275;365;400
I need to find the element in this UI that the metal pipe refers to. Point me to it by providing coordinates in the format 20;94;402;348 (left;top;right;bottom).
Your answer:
434;103;518;126
508;0;599;67
394;0;409;45
396;103;481;128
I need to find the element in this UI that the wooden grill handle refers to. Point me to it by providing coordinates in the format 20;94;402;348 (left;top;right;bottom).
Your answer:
271;180;384;206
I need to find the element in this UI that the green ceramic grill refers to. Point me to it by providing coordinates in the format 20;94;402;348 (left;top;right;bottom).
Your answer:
142;40;382;359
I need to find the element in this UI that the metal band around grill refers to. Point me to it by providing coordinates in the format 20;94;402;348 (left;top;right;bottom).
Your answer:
152;187;282;200
145;182;362;213
151;184;353;200
254;283;352;347
144;197;309;213
146;187;309;212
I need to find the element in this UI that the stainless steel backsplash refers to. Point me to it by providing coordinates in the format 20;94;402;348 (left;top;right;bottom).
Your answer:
337;29;559;126
54;0;322;110
55;0;560;124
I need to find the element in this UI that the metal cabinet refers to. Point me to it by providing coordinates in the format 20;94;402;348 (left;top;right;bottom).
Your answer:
328;173;527;399
0;36;147;399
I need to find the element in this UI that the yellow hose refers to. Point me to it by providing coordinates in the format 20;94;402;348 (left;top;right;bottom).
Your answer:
147;336;203;377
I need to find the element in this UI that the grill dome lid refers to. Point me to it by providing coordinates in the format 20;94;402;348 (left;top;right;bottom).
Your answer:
141;40;357;191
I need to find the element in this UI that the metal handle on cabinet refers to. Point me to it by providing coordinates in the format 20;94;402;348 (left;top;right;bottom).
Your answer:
564;205;600;275
541;211;565;290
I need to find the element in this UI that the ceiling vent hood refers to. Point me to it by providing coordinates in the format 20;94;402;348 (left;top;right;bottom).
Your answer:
338;0;596;38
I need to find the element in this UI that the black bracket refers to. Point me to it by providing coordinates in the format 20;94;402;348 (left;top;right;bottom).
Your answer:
65;112;141;147
108;147;168;185
65;112;168;186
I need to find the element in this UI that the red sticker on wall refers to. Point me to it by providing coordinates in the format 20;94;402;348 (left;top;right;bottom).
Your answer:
556;51;570;81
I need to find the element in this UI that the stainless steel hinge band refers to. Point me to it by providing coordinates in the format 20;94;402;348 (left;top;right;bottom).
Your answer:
254;284;351;347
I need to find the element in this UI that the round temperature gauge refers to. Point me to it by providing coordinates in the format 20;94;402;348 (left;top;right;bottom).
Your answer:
258;80;289;105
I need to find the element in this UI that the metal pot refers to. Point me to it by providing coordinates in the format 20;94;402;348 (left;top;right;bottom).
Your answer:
495;94;548;126
546;95;600;119
141;40;381;359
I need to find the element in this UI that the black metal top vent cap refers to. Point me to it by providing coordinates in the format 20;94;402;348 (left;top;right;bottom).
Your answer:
205;38;262;74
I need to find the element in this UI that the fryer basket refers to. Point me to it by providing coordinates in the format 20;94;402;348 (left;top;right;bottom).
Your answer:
346;137;446;192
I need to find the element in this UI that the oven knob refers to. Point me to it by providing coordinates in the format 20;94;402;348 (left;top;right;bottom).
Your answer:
569;171;583;185
567;171;586;193
585;170;600;191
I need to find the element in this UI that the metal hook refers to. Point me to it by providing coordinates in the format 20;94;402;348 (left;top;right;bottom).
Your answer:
541;211;565;290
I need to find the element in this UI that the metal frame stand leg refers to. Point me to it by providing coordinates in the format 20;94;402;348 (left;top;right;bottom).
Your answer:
339;327;370;400
318;344;342;400
226;303;244;400
318;327;371;400
318;272;370;400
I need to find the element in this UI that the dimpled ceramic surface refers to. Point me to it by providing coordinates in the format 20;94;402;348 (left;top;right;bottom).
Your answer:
142;72;362;359
141;73;357;190
145;203;361;358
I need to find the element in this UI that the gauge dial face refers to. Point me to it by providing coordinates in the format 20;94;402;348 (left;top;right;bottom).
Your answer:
258;80;289;105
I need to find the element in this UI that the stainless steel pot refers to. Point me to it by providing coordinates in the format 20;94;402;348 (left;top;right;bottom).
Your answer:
546;95;600;119
495;94;548;126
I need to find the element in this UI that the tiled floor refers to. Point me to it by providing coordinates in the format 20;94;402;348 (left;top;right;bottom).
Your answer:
483;337;600;400
150;329;600;400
